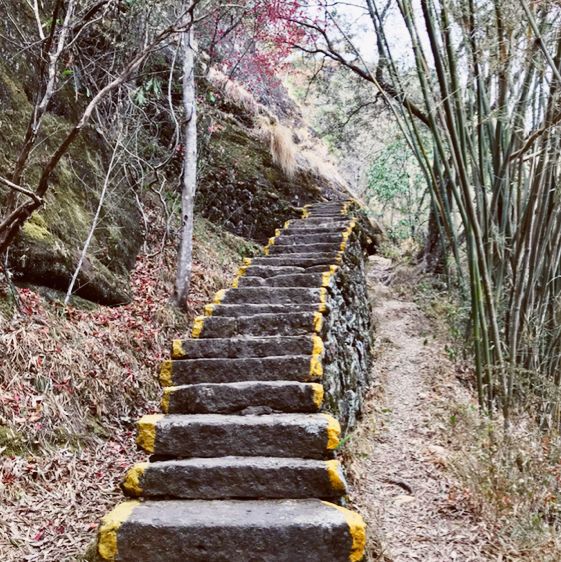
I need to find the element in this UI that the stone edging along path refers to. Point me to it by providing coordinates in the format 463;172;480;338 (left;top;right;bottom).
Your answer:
94;200;375;562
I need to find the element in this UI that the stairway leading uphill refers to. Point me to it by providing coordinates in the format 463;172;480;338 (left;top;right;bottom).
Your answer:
95;201;367;562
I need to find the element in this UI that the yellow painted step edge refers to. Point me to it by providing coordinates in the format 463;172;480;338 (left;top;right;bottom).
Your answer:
136;414;163;454
325;459;348;495
309;335;324;380
322;413;341;450
97;501;140;561
122;462;149;497
310;383;324;410
160;360;173;388
322;502;366;562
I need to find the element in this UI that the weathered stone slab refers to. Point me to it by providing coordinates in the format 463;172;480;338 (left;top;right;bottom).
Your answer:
194;312;322;338
291;217;349;226
97;499;365;562
135;413;341;459
122;457;347;499
162;381;323;414
274;233;344;245
283;225;348;235
220;287;325;305
268;243;341;255
243;265;306;278
208;303;330;317
250;254;340;267
238;273;327;288
171;335;318;359
161;355;319;386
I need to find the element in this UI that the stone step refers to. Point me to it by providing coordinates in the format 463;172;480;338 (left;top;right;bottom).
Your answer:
275;233;344;245
238;273;329;288
283;215;353;226
171;335;320;360
296;217;350;225
284;225;349;235
308;211;346;216
122;457;347;499
250;254;340;267
135;413;341;459
268;243;342;255
307;201;347;207
162;381;324;414
241;263;341;278
306;205;347;213
97;499;366;562
160;355;322;386
193;311;322;338
206;303;330;317
219;287;325;305
243;265;306;278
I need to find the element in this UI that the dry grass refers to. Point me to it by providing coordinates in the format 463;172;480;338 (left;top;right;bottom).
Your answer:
207;68;263;117
207;67;350;189
443;405;561;561
405;265;561;561
269;122;297;178
0;205;258;561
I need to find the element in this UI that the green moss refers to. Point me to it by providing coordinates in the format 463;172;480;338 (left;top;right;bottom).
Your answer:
21;219;54;241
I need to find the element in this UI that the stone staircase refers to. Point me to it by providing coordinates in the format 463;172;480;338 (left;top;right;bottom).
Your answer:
95;201;368;562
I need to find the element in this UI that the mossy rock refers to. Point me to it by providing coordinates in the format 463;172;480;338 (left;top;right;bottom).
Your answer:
0;60;142;306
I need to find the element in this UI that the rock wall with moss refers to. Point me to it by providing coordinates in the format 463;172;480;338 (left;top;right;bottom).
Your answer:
0;25;350;306
321;213;376;431
0;61;143;306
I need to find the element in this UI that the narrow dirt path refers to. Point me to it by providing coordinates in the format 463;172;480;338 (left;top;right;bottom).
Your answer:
347;257;491;562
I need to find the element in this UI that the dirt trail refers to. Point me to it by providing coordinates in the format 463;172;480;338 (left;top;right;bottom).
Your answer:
348;257;491;562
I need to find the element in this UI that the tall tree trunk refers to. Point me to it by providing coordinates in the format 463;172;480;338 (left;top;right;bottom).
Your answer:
175;14;197;309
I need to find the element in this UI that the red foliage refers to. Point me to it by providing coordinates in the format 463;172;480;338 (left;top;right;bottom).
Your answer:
201;0;319;95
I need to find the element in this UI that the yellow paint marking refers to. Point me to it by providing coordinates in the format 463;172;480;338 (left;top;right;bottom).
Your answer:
302;207;310;218
122;463;148;497
310;383;324;409
283;220;292;229
136;414;163;453
232;264;249;289
263;235;277;256
97;501;140;561
321;264;339;287
325;460;347;495
313;311;324;333
322;502;366;562
159;360;173;388
172;339;185;359
322;413;341;450
161;386;174;413
309;335;324;380
191;316;205;338
213;289;226;305
317;287;328;313
204;303;215;317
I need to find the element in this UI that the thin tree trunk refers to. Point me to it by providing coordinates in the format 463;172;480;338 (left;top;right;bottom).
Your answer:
175;11;197;309
64;140;120;306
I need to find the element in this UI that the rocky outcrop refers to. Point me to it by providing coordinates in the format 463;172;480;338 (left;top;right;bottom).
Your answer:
0;60;142;306
93;200;374;562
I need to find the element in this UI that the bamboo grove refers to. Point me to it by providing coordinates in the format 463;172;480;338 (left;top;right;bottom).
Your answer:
363;0;561;424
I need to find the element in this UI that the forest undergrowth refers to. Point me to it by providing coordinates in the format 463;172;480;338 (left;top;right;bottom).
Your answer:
0;201;258;561
389;254;561;560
